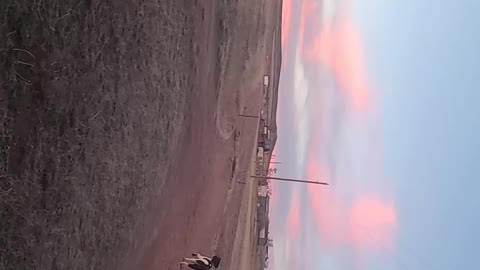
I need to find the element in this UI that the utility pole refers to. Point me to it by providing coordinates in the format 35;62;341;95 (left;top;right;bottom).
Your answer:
238;114;259;119
255;161;281;164
250;176;329;185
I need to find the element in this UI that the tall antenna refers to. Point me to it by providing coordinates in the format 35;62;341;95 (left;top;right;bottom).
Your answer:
251;175;328;185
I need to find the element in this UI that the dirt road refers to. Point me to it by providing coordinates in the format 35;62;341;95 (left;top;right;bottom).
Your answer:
227;144;260;270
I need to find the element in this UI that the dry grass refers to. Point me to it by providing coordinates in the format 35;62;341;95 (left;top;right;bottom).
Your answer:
214;0;267;141
0;0;279;268
0;0;196;269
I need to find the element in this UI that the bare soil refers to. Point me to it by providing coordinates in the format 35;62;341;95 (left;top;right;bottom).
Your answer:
0;0;279;269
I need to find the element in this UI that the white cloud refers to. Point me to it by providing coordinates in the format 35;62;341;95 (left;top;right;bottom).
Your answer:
321;0;340;23
293;47;311;171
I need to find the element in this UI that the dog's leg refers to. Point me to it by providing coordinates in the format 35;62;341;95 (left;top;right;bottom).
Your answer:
196;254;211;261
183;257;197;263
179;262;189;269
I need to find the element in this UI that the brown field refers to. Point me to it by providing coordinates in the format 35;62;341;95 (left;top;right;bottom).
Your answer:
0;0;280;270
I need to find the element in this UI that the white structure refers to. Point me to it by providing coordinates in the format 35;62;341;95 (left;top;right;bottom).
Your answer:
263;75;269;86
258;185;268;197
257;147;264;162
259;227;266;239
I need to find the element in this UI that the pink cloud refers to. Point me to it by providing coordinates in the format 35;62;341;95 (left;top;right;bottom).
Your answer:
281;0;293;66
274;0;397;267
307;17;372;111
307;161;397;252
350;198;397;251
298;0;319;57
287;189;301;236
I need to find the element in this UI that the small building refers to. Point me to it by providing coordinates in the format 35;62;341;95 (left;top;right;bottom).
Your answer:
256;147;264;162
257;196;270;246
256;184;271;269
257;119;272;152
258;185;268;197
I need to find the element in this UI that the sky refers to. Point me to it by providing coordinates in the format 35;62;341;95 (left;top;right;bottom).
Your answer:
270;0;480;269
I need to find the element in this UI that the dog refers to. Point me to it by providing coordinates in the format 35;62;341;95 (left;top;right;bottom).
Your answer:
180;253;221;270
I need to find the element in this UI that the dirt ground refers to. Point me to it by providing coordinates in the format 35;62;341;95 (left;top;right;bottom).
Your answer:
0;0;279;269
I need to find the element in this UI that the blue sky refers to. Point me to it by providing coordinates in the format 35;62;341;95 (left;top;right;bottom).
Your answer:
270;0;480;269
